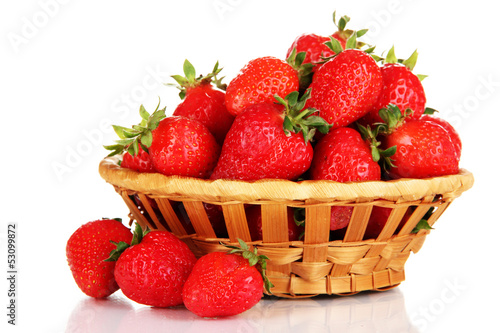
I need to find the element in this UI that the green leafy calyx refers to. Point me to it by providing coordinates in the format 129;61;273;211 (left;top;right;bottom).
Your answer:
105;223;150;262
275;89;332;144
224;239;274;294
168;60;226;99
103;100;166;157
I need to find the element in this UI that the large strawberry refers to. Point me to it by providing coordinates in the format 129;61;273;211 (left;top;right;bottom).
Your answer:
377;105;460;179
210;91;331;181
310;127;382;231
225;56;299;116
66;218;132;298
182;240;272;317
360;47;426;126
305;35;382;130
420;114;462;159
170;60;234;145
112;225;197;307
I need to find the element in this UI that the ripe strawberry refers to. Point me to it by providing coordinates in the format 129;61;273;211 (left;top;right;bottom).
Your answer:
66;218;132;298
377;105;460;179
112;225;197;307
104;103;221;178
149;116;220;178
360;48;426;126
225;56;299;116
210;91;331;181
182;240;272;317
170;60;234;145
120;144;154;173
310;127;381;182
245;205;304;241
305;48;383;129
419;114;462;159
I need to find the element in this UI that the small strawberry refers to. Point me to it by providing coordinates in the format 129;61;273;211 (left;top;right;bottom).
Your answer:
170;60;235;145
310;127;381;182
245;205;304;241
210;91;331;181
225;56;299;116
360;47;426;126
105;103;221;179
305;35;383;129
120;144;154;173
66;218;132;298
182;239;272;317
377;105;460;179
149;116;221;178
112;224;197;308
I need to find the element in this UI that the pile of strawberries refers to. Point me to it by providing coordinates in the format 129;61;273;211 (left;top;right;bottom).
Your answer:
67;12;463;317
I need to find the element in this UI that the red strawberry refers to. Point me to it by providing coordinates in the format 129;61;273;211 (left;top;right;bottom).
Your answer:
149;116;220;178
419;114;462;159
310;127;381;181
305;48;383;129
66;218;132;298
210;91;330;181
104;103;221;179
225;56;299;116
182;240;272;317
245;205;304;241
170;60;234;145
113;225;197;307
120;144;153;173
360;48;426;126
378;106;460;179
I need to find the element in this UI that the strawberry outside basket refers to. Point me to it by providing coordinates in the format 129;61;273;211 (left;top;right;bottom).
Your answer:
99;156;474;298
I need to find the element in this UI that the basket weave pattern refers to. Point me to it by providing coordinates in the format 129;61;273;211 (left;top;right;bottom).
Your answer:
99;157;473;297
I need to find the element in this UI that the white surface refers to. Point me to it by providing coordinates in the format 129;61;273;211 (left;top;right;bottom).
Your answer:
1;0;498;332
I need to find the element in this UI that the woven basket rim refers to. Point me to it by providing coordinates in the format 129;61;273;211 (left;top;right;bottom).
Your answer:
99;157;474;203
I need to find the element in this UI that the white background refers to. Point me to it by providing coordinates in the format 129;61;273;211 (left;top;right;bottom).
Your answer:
1;0;498;332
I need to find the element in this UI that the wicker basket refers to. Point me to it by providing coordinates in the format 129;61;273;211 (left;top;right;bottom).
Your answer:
99;157;474;298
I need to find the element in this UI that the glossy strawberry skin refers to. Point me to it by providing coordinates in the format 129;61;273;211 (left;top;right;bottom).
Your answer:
225;57;299;116
66;219;132;298
173;84;234;145
182;251;263;317
286;33;344;72
361;63;426;126
382;119;460;179
305;49;383;129
210;103;313;181
149;116;221;179
121;144;154;173
419;115;462;159
246;205;304;241
114;231;197;308
310;127;381;182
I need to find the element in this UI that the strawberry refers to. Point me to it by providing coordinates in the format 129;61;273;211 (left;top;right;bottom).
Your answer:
105;103;221;179
377;105;460;179
310;127;381;182
245;205;304;241
419;114;462;159
224;56;299;116
182;239;272;317
149;116;220;178
210;91;331;181
112;224;197;307
66;218;132;298
360;47;426;126
170;60;235;145
120;144;154;173
305;39;383;129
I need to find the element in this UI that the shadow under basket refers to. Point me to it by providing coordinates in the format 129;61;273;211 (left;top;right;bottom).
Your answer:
99;157;474;298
